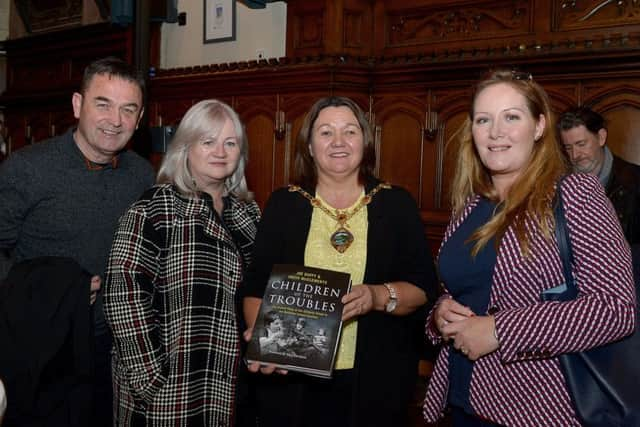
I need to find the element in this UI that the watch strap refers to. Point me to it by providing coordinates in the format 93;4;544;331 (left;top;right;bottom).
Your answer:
383;283;397;312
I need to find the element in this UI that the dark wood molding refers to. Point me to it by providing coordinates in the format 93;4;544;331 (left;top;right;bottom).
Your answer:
4;0;640;250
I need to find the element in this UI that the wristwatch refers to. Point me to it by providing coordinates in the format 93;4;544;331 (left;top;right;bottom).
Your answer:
383;283;397;313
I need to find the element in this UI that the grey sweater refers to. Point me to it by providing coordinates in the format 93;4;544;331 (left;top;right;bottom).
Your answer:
0;129;155;335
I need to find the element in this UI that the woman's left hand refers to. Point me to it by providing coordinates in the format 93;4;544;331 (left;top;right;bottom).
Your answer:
341;285;375;321
442;315;500;361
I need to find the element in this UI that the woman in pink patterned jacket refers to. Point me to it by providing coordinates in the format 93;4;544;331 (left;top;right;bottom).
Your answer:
423;70;635;426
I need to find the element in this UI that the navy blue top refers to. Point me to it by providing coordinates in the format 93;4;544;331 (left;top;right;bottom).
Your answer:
439;197;497;413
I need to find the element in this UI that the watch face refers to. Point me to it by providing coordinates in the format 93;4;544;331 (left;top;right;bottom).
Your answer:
385;299;397;313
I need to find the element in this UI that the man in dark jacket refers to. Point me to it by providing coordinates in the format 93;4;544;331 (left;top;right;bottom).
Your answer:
0;57;155;426
558;107;640;244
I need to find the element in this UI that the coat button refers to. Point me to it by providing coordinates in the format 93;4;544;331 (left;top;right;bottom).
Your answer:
487;306;499;315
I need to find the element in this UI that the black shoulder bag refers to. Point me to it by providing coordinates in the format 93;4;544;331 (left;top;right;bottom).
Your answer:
541;181;640;427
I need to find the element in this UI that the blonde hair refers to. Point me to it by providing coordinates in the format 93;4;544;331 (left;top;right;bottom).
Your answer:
157;99;252;201
450;70;569;255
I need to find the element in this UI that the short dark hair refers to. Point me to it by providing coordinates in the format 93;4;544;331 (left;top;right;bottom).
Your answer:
264;311;281;326
557;107;606;135
80;56;146;99
293;96;376;189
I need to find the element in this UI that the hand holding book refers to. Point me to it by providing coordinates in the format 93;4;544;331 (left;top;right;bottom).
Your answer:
340;283;375;321
245;264;352;378
243;327;289;375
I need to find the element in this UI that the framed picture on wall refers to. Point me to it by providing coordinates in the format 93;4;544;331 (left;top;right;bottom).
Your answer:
204;0;236;43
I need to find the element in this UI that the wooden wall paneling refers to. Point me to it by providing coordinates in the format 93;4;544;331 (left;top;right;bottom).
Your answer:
9;59;70;93
150;98;199;127
4;111;25;149
375;0;535;57
429;86;471;212
541;81;582;114
279;92;328;187
343;0;374;56
581;79;640;109
286;0;374;57
552;0;640;32
50;109;77;138
372;95;427;207
287;0;333;57
23;110;51;144
420;85;471;254
423;209;451;256
603;104;640;166
582;79;640;165
235;95;279;208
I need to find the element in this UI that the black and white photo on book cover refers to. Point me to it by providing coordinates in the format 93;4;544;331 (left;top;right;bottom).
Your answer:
246;264;351;378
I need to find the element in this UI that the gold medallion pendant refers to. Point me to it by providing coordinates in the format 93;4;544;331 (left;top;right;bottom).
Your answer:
330;227;354;253
289;182;390;253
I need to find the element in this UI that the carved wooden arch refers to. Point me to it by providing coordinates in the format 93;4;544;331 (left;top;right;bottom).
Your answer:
366;96;428;205
233;96;278;123
371;95;426;124
582;85;640;111
280;93;320;119
236;106;277;125
582;87;640;165
277;93;324;186
544;85;582;116
431;87;470;121
234;102;278;156
427;89;471;209
151;99;197;127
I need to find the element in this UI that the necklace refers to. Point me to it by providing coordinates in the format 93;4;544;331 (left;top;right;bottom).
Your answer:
289;182;390;253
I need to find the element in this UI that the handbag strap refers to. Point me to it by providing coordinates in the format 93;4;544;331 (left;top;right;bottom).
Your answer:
554;177;577;294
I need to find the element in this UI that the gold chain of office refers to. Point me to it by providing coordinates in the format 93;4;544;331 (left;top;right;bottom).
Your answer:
288;182;391;253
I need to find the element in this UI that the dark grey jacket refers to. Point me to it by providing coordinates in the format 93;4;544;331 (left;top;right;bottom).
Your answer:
607;155;640;244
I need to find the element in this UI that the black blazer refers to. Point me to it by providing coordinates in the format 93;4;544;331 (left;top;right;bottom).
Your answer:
607;155;640;244
0;256;93;427
244;178;438;427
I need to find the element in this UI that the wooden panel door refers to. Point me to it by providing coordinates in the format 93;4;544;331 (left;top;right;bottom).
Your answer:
582;79;640;166
279;93;329;188
431;86;472;212
372;95;428;207
235;95;279;209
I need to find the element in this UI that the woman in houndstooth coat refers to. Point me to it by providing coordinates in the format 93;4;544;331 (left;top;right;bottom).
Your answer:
105;100;260;427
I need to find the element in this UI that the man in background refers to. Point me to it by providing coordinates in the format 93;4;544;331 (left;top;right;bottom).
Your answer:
0;56;155;426
558;106;640;244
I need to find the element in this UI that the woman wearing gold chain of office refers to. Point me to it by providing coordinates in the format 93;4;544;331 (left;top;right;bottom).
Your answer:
243;96;438;427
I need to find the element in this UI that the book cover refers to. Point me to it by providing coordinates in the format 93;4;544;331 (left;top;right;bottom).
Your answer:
246;264;351;378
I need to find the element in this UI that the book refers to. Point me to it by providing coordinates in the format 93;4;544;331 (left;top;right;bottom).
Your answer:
246;264;352;378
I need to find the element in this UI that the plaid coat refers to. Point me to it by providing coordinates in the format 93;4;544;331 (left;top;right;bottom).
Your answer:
423;173;636;426
105;184;260;427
